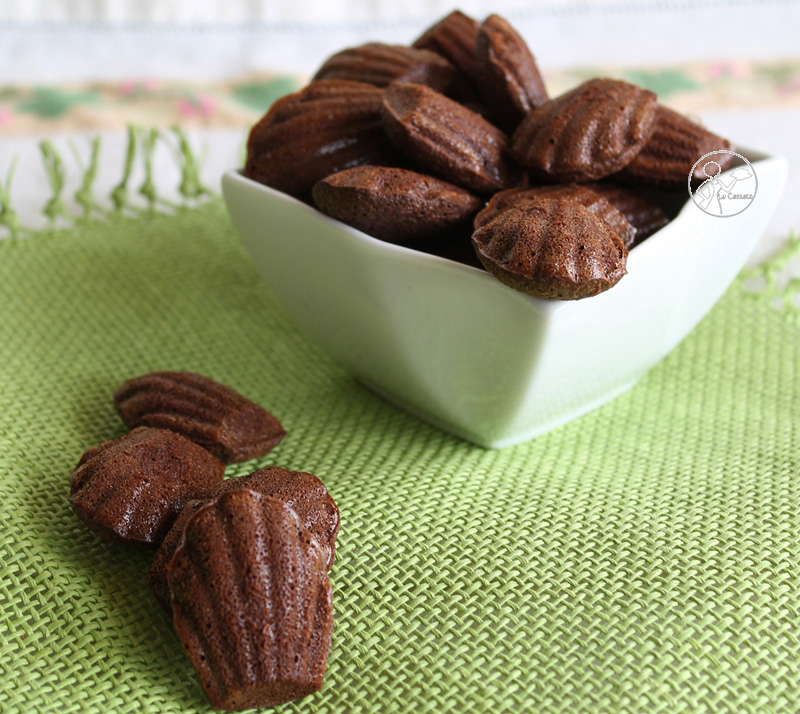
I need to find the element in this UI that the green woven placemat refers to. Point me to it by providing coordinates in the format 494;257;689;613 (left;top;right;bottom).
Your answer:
1;196;799;713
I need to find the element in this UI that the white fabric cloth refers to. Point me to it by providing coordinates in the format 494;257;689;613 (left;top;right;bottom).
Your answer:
1;1;800;82
2;0;787;24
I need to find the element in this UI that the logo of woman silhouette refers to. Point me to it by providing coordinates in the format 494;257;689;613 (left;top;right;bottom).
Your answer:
689;150;757;218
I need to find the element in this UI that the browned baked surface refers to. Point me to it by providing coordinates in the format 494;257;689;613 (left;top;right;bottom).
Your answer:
69;426;224;547
312;42;457;92
149;466;340;611
511;78;658;182
114;371;285;464
474;183;635;248
616;105;734;190
412;10;481;88
381;81;524;193
167;489;333;710
149;499;205;608
245;80;398;202
472;197;628;299
312;166;482;243
586;182;670;242
475;14;548;132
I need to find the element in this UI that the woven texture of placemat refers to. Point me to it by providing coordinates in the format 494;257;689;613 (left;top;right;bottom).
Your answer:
1;200;799;713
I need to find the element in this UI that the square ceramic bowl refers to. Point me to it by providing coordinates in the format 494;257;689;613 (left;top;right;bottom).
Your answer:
222;148;787;448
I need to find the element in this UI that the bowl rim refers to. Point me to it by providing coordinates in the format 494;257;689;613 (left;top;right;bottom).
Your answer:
224;145;785;317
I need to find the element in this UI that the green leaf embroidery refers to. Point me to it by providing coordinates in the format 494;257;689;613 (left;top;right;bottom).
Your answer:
230;77;297;112
754;62;799;85
624;69;698;98
17;88;100;118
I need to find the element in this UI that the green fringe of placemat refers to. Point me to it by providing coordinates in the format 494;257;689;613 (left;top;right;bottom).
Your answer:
0;124;214;239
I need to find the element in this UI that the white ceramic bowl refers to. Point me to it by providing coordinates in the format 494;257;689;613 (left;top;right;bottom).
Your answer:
222;148;787;448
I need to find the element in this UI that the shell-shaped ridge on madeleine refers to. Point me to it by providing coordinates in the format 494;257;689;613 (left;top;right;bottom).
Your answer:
149;466;340;611
114;371;286;464
312;165;482;243
585;182;670;243
261;79;384;124
167;488;333;711
511;78;658;182
381;81;524;194
69;426;224;547
475;13;549;132
412;10;482;88
617;105;735;190
472;197;628;300
312;42;458;92
474;183;635;248
245;80;398;202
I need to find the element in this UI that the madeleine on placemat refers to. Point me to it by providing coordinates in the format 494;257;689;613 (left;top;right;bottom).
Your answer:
69;426;224;547
167;489;333;711
149;465;340;611
114;371;285;463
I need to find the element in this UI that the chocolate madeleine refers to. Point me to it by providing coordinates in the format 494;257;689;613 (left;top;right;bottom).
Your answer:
168;489;333;711
616;105;734;190
474;184;635;248
312;43;457;93
150;499;205;609
585;182;670;242
475;14;548;132
512;78;658;182
149;466;340;611
413;10;481;88
381;82;524;193
312;166;482;243
69;427;224;547
472;197;628;300
245;80;398;202
114;372;285;464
